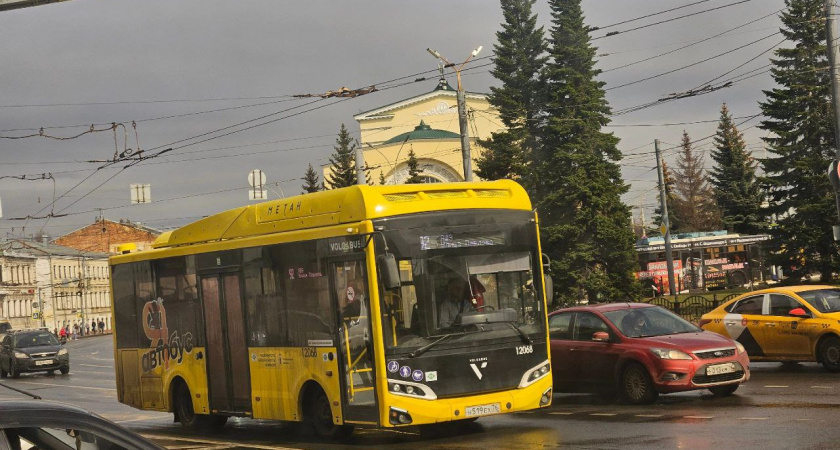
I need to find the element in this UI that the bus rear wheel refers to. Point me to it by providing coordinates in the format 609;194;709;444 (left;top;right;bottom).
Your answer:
175;383;228;431
304;388;353;439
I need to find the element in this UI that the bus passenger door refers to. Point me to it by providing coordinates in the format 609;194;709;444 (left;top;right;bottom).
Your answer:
201;273;252;414
331;259;378;423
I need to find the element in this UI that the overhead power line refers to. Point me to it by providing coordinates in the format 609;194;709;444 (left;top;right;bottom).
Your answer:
591;0;753;40
591;0;712;31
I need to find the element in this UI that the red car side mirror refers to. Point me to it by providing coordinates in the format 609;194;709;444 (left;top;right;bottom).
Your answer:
592;331;610;342
789;307;809;318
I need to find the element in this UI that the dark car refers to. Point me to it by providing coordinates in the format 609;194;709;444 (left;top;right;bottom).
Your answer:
0;399;162;449
549;303;750;404
0;329;69;378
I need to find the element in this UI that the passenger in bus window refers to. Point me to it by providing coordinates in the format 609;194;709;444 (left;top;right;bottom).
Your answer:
342;282;363;325
439;278;472;328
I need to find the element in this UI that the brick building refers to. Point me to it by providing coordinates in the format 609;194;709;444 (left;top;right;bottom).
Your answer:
53;218;160;254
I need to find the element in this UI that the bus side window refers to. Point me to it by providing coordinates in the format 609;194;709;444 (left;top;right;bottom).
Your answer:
279;241;334;346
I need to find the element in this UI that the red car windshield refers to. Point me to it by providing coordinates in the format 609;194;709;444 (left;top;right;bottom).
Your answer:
602;307;700;338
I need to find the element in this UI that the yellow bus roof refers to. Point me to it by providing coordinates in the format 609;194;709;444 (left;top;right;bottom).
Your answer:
150;180;531;249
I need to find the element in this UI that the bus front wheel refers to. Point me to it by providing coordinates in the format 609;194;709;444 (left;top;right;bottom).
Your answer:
304;388;353;439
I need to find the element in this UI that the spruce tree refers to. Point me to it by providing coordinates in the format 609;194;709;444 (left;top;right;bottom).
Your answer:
476;0;546;184
405;149;424;184
710;103;765;234
759;0;838;281
301;163;321;194
325;123;358;189
538;0;641;304
670;131;721;232
379;171;387;185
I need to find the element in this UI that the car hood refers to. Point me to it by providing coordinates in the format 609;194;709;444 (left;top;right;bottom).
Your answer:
17;344;62;354
634;331;735;352
820;311;840;320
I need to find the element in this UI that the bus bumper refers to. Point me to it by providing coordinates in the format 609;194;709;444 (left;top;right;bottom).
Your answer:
381;375;552;427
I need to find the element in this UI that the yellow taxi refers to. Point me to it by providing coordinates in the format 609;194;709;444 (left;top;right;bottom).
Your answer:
699;285;840;372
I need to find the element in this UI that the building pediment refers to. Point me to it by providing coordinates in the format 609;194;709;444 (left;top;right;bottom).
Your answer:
354;89;486;122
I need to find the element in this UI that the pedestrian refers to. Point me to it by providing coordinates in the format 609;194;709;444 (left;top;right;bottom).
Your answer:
98;319;105;334
85;323;90;335
72;323;79;340
91;319;97;334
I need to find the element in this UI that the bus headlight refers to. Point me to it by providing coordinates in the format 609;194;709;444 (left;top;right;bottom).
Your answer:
519;360;550;388
388;380;437;400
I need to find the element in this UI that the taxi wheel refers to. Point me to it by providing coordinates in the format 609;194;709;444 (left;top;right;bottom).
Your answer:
619;363;658;405
709;384;739;397
819;337;840;373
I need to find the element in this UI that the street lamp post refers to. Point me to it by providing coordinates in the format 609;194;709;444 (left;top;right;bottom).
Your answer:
426;46;482;182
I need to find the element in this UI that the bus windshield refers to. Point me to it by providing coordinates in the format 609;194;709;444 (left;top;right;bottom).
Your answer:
376;210;546;355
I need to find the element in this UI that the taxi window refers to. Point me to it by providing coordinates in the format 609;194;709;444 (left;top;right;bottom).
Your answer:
549;312;572;340
731;296;763;315
768;294;805;316
572;313;610;341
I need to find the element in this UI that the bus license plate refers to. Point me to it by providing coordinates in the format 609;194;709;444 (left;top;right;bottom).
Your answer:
465;403;501;417
706;363;735;376
35;360;53;366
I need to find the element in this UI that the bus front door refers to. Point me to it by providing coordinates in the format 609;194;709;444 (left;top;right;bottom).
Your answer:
200;273;252;414
331;260;378;424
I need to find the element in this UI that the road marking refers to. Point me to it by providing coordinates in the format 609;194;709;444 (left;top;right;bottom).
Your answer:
590;413;616;417
764;385;788;388
636;414;663;418
139;434;296;450
79;363;111;368
795;418;813;422
738;417;768;420
15;381;116;392
683;416;714;419
810;386;832;389
549;412;573;415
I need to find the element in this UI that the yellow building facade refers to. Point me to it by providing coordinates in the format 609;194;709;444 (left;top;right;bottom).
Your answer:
324;77;502;184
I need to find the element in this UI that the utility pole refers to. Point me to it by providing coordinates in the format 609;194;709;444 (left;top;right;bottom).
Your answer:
355;145;366;185
826;0;840;239
655;139;677;295
427;46;482;182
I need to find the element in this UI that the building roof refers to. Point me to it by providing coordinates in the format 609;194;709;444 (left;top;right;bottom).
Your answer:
0;239;110;259
382;120;460;144
56;218;161;239
353;83;487;122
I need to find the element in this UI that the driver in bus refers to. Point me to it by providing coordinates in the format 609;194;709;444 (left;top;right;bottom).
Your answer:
438;278;473;328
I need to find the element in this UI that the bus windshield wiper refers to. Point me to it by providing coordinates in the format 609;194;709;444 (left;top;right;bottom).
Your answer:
506;322;533;345
408;332;462;358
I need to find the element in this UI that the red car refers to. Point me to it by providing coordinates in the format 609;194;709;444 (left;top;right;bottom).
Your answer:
549;303;750;404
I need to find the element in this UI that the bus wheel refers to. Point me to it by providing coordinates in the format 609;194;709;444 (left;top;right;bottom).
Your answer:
304;389;353;439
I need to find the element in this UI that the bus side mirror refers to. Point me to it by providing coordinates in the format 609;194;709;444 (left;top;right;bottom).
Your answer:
377;253;401;290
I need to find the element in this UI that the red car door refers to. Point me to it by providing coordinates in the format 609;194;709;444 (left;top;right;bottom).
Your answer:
548;312;575;387
569;312;623;388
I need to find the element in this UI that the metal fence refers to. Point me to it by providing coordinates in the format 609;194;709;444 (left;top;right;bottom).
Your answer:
640;293;740;323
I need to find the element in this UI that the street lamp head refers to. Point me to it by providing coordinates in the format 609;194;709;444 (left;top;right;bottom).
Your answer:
471;46;483;57
426;47;442;59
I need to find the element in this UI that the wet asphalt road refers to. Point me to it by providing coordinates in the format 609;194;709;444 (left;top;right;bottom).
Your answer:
2;335;839;449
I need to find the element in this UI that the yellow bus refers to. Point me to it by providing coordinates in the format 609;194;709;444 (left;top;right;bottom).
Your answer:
109;180;552;437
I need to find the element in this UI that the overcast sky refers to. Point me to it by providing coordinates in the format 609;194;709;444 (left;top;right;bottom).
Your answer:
0;0;787;238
